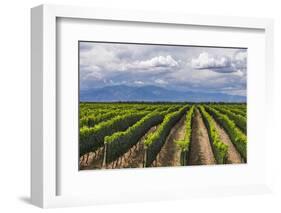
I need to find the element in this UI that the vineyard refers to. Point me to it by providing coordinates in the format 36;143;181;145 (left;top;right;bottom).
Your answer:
79;103;247;170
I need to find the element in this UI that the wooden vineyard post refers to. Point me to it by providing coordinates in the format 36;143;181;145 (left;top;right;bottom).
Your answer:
143;149;147;168
102;143;107;169
180;151;184;166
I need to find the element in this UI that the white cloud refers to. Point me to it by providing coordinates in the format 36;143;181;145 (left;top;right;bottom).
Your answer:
232;69;244;77
233;51;247;69
191;51;247;74
222;88;246;96
191;52;231;70
134;80;145;85
143;55;178;68
155;79;168;85
81;44;179;75
234;51;247;61
124;55;179;71
81;65;104;81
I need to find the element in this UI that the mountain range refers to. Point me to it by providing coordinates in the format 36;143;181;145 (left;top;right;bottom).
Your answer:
80;85;246;102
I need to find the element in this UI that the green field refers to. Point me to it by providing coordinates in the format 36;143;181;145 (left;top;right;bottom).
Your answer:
79;103;247;170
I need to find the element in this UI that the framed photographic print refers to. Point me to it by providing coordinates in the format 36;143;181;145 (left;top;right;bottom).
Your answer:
31;4;274;208
78;41;247;170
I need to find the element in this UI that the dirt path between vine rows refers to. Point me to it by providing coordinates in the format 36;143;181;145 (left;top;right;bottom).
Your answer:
155;115;186;167
115;125;159;169
79;147;104;170
212;119;244;164
188;109;216;165
79;125;160;170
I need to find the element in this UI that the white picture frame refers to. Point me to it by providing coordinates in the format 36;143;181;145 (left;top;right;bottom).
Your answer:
31;4;274;208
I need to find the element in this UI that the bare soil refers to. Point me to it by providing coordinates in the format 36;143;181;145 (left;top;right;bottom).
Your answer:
79;147;104;170
105;125;159;169
154;115;186;167
188;109;216;165
101;125;159;169
212;119;244;164
125;126;159;167
80;125;159;170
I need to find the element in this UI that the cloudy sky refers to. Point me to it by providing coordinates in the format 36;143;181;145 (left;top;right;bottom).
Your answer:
79;42;247;97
